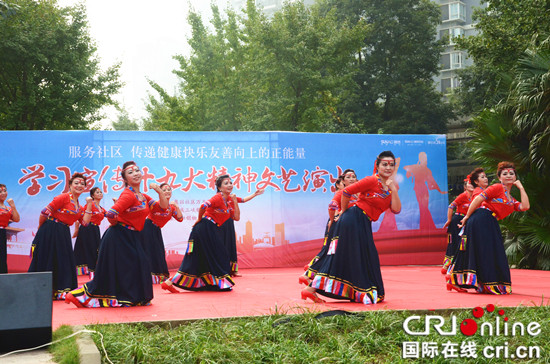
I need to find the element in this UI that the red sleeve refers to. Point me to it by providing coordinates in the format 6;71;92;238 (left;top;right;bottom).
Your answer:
44;194;70;215
344;176;377;196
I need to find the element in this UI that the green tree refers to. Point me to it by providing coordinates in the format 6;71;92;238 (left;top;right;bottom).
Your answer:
317;0;452;133
468;36;550;269
242;1;366;132
145;1;366;132
453;0;550;115
112;109;140;131
0;0;121;130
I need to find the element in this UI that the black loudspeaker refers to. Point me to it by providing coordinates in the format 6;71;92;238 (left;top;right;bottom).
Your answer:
0;272;53;353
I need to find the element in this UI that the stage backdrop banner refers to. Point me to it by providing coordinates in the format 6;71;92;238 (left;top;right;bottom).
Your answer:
2;131;448;271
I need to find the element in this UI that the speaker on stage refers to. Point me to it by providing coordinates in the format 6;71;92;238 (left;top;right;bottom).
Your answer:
0;272;53;353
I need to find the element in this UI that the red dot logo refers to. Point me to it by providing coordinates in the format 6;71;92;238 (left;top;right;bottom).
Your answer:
472;306;484;318
460;319;478;336
486;304;495;312
498;309;505;316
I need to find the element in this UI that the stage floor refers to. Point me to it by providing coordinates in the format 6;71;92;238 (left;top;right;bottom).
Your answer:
53;266;550;329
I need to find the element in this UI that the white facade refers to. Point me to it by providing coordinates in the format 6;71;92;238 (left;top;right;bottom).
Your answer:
435;0;487;94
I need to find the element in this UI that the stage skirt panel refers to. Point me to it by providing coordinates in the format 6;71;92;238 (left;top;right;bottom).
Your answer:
305;218;338;279
447;208;511;294
28;219;77;300
221;219;238;274
442;213;464;271
171;218;234;291
141;219;170;284
70;224;154;307
73;223;101;275
311;205;384;304
0;228;7;273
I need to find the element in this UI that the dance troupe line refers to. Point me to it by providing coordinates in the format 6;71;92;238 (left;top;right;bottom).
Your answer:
0;152;529;308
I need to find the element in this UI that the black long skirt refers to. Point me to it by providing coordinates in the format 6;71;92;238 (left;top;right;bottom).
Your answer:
0;228;7;274
311;206;384;304
220;219;238;274
447;208;511;294
170;218;234;291
69;224;153;307
28;219;77;299
442;213;464;272
305;218;338;279
141;219;170;283
73;223;101;275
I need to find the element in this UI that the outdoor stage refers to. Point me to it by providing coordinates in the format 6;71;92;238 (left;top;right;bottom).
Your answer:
53;266;550;329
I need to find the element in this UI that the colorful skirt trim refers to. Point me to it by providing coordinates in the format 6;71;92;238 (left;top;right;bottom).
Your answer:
230;261;238;275
69;286;151;307
311;275;382;304
76;265;89;276
171;271;234;291
152;274;168;284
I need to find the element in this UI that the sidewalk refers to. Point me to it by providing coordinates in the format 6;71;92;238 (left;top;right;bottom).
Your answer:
0;349;55;364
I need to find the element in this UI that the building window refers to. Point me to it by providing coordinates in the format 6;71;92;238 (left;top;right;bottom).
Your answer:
440;27;465;44
451;52;463;69
441;77;460;93
441;2;466;22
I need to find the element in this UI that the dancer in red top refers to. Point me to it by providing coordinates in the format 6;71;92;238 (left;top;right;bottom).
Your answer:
73;187;106;279
441;176;474;274
0;184;20;274
162;174;239;292
300;170;358;285
447;161;529;294
28;173;93;299
142;183;183;284
303;151;401;304
66;161;168;307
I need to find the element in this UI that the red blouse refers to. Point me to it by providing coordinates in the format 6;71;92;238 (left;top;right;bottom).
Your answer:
106;187;153;231
147;203;183;228
449;191;471;215
41;193;84;226
201;193;235;226
0;205;12;228
342;175;392;221
479;184;522;220
329;190;358;211
81;203;106;226
471;186;485;199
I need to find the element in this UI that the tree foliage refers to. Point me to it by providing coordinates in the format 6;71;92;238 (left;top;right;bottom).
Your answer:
112;108;140;131
0;0;122;130
467;36;550;270
144;0;451;133
453;0;550;115
317;0;451;133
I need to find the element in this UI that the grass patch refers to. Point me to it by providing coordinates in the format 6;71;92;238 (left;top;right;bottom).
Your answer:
87;306;549;363
49;325;79;364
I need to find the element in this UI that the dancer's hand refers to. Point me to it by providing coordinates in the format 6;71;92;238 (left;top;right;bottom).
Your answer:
443;219;451;229
149;183;160;192
513;180;524;190
458;216;468;228
6;198;15;208
386;178;397;192
255;189;265;196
